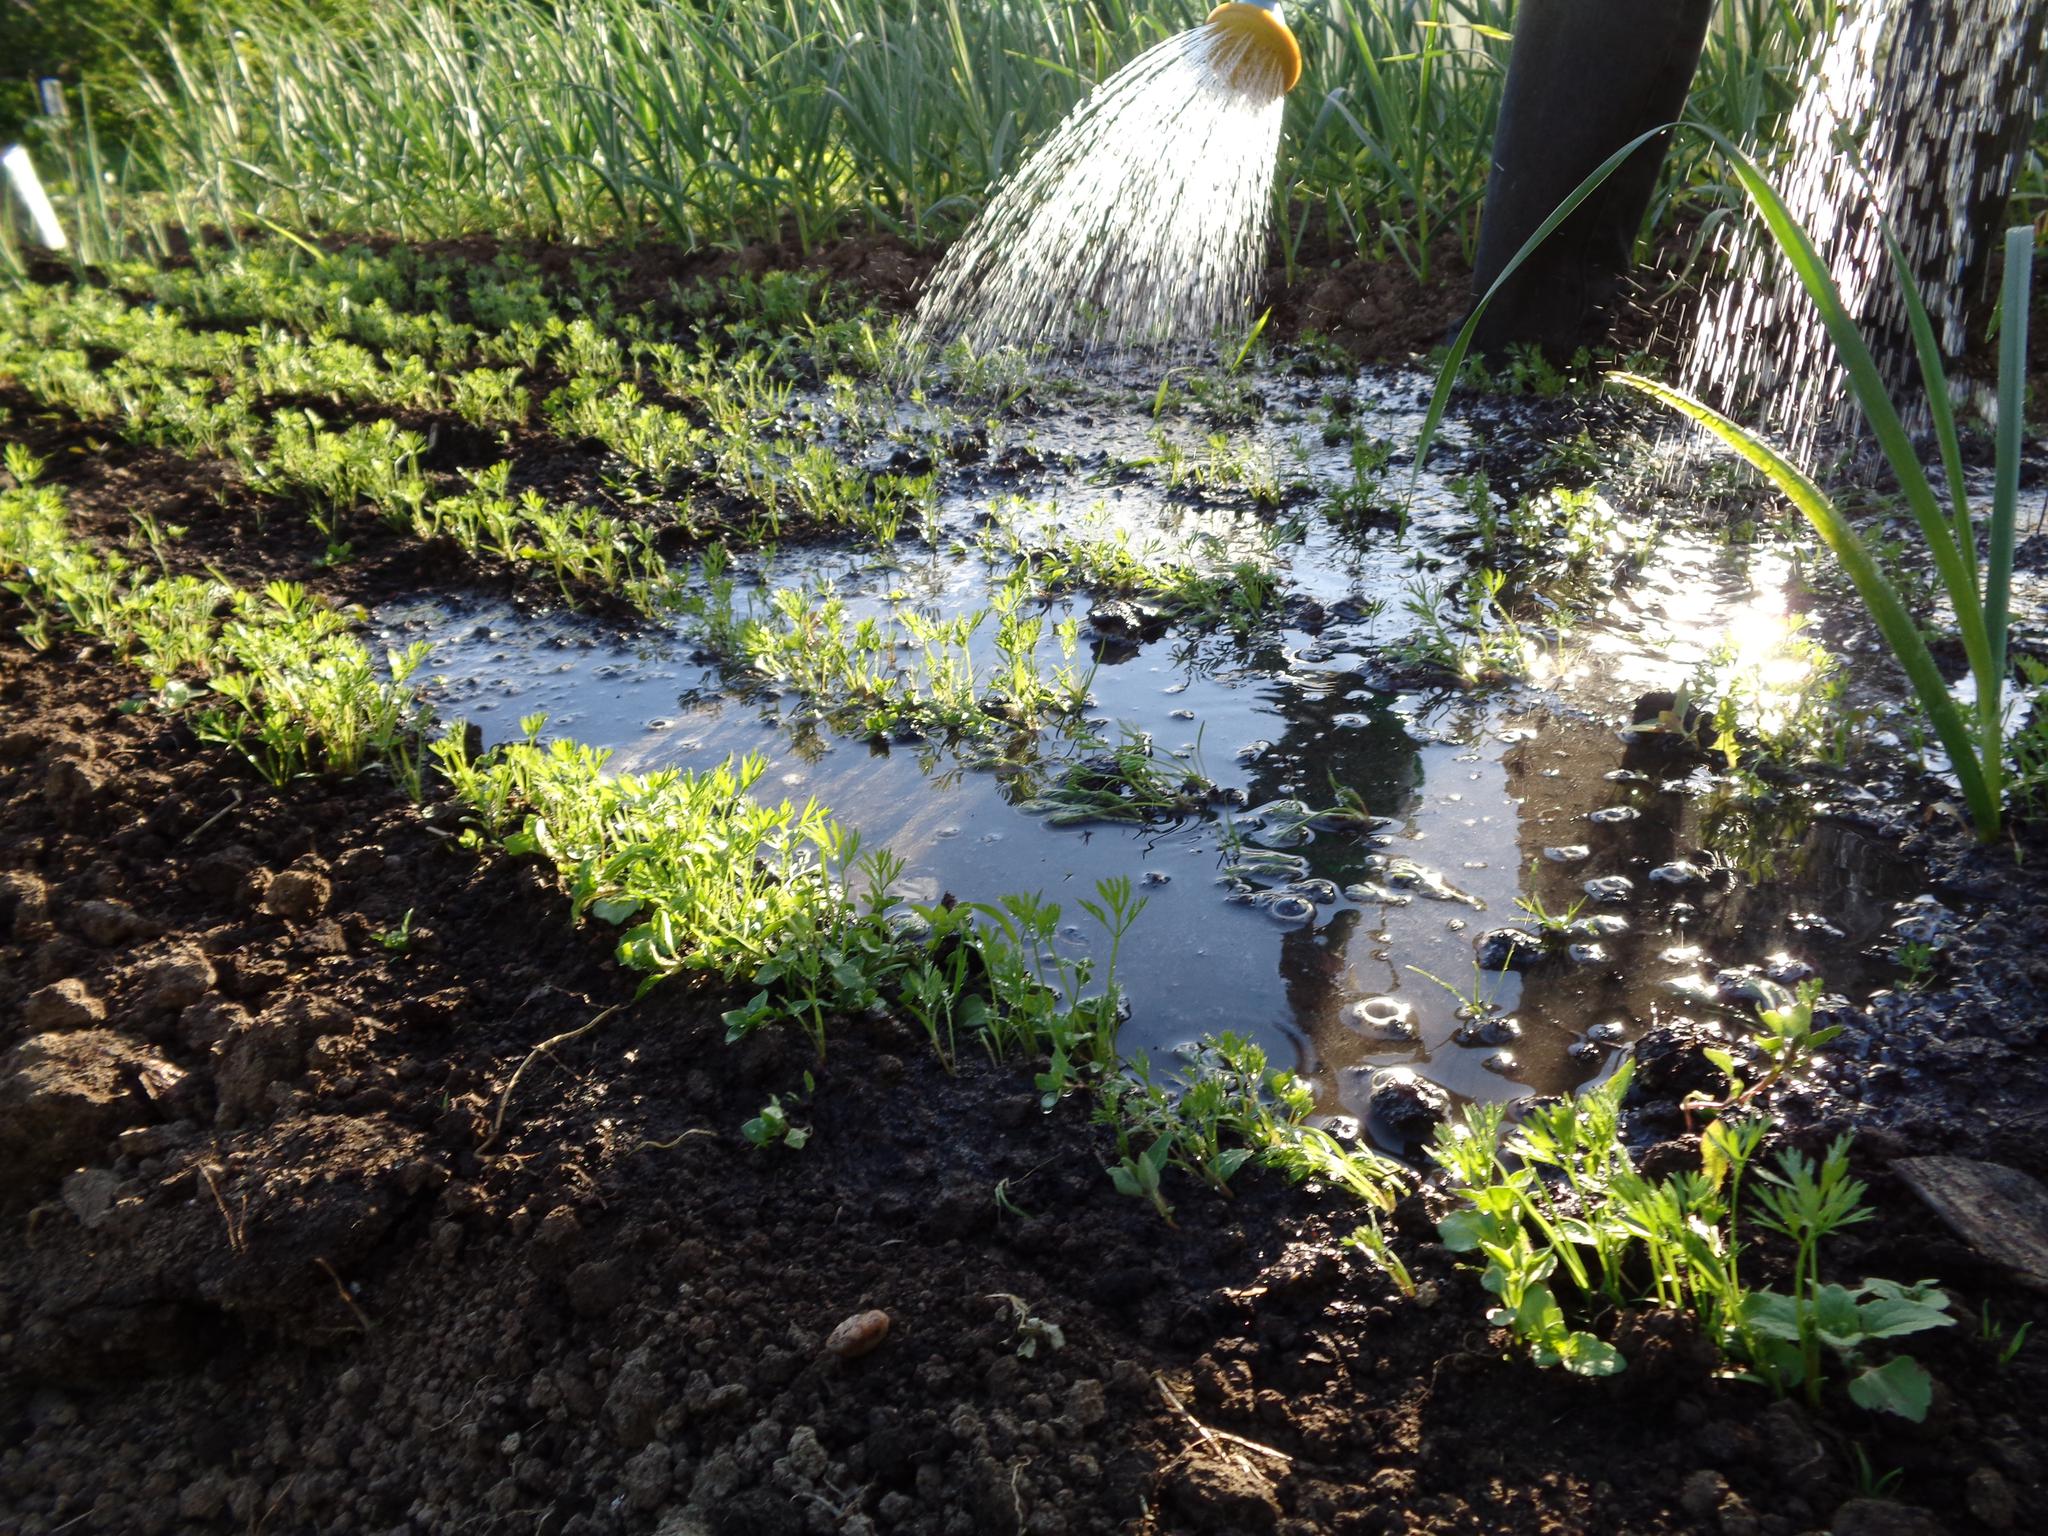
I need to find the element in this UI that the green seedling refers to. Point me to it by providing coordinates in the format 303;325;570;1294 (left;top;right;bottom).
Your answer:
743;1073;815;1150
1691;979;1842;1118
987;1293;1066;1359
1430;1067;1950;1416
376;909;420;954
1107;1134;1176;1226
1341;1217;1418;1299
1743;1136;1955;1419
1978;1303;2032;1368
1849;1444;1906;1499
1893;940;1936;991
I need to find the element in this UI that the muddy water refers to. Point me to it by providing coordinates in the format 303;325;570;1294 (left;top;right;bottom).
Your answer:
374;368;1917;1152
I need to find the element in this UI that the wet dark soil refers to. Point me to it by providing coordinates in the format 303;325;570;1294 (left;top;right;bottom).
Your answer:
10;235;2048;1536
5;567;2048;1536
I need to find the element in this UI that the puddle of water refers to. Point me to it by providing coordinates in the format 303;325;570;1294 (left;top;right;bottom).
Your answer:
374;366;1917;1153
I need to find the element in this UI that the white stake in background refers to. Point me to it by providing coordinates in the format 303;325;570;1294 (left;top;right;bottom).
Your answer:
2;144;69;251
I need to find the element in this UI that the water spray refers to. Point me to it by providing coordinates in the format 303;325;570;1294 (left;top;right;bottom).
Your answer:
906;3;1302;362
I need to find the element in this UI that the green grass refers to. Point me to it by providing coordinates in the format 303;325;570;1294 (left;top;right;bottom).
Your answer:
13;0;1861;273
0;449;436;794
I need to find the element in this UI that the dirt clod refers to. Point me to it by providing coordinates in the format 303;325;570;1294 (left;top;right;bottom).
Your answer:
1830;1498;1949;1536
25;977;106;1031
0;1030;181;1198
1165;1456;1282;1533
71;898;156;947
263;867;332;921
1965;1466;2018;1530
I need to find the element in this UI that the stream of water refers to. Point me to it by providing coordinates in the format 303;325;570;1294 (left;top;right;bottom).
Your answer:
905;17;1289;359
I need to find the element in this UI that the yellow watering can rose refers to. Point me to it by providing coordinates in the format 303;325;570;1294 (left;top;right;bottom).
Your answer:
1206;2;1304;93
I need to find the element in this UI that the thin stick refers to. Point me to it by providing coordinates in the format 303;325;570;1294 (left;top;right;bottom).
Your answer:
1152;1372;1292;1468
479;1003;623;1152
199;1163;246;1253
178;789;244;848
315;1256;373;1333
631;1128;715;1154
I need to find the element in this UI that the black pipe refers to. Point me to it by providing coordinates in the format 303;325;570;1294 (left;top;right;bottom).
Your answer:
1467;0;1717;358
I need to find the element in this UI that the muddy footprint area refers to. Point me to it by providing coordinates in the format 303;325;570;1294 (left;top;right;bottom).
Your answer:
4;585;2048;1535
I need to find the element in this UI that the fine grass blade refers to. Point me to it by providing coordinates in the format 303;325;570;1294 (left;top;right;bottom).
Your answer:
1988;225;2034;688
1414;122;1678;475
1878;220;1974;590
1613;371;1998;835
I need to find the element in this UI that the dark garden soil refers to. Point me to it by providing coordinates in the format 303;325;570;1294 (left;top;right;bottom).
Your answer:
7;241;2048;1536
5;535;2048;1536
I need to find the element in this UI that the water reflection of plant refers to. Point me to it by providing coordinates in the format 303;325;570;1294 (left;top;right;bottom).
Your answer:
1018;727;1218;826
1396;565;1560;685
1694;777;1817;887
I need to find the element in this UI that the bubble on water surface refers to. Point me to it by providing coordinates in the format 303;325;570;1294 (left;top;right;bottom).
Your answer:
1340;996;1418;1042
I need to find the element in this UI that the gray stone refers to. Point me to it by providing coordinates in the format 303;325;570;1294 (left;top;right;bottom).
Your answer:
1893;1157;2048;1291
1062;1378;1108;1431
772;1426;829;1489
60;1167;119;1228
1964;1467;2017;1531
605;1349;666;1450
689;1451;742;1506
73;899;154;948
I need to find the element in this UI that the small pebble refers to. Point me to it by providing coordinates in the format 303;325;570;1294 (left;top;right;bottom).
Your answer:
826;1310;892;1359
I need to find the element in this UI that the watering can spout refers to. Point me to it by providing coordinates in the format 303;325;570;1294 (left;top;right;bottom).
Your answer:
1206;1;1303;93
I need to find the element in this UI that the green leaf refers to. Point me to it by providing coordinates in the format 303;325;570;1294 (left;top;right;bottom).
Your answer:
1518;1282;1566;1342
722;991;773;1042
1847;1355;1935;1421
1437;1208;1499;1253
1812;1283;1865;1349
1214;1147;1255;1181
1741;1289;1806;1342
1854;1279;1957;1340
588;896;643;925
1561;1333;1627;1378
